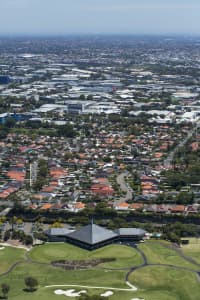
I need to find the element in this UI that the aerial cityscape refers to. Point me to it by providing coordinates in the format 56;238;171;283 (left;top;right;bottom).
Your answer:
0;1;200;300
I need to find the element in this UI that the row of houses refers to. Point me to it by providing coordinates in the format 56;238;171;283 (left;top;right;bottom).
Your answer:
115;202;199;214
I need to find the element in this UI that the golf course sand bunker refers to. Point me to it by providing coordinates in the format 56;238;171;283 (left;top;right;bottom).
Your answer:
131;298;144;300
101;291;114;297
54;289;87;297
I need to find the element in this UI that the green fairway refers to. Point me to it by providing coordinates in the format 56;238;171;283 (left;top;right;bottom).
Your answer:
6;287;140;300
181;238;200;264
29;242;88;263
29;243;142;268
0;262;128;299
138;241;199;270
86;244;143;268
129;266;200;300
0;246;26;274
0;241;200;299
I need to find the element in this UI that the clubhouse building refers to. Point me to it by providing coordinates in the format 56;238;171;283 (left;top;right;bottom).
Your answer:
44;222;146;250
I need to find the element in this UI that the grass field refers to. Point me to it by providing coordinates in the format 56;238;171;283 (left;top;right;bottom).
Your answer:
3;263;128;299
130;266;200;300
89;244;143;268
29;243;143;268
0;241;199;299
29;242;88;263
181;238;200;264
0;246;26;274
138;240;200;270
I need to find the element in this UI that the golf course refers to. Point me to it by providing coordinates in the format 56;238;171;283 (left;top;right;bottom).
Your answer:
0;240;199;300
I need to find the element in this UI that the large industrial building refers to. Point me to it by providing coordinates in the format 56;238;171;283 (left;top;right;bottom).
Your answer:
44;222;146;250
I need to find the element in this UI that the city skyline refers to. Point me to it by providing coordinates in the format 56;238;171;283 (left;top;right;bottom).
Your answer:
1;0;200;36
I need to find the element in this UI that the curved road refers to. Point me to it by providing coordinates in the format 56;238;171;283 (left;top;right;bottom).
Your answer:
115;172;133;205
164;121;200;168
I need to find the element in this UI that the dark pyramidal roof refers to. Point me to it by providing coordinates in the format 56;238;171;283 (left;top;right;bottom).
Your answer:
67;223;118;245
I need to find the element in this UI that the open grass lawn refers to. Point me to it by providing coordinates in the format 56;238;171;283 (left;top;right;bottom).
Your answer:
0;262;127;299
29;243;88;263
0;241;200;299
138;241;199;270
182;238;200;264
86;244;143;268
130;266;200;300
0;246;26;274
29;243;142;268
7;288;140;300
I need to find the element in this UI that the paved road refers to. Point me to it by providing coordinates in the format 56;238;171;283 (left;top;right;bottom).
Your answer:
164;121;200;168
115;172;133;205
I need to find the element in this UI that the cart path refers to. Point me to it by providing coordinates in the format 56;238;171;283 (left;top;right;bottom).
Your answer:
125;241;200;283
43;281;138;292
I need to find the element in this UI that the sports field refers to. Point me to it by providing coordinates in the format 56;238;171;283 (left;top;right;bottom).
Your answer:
0;240;199;300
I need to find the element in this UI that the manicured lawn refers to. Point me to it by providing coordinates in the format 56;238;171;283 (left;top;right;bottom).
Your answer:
90;244;143;268
0;246;26;274
0;262;128;299
0;241;200;299
29;243;142;268
129;265;200;300
138;241;199;270
6;287;139;300
181;238;200;263
29;243;88;263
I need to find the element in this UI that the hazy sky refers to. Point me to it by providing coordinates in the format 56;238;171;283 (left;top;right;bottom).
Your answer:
1;0;200;36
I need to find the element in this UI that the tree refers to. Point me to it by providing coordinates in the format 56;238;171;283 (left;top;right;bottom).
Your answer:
37;159;48;178
79;94;85;100
64;151;73;160
57;124;76;138
50;221;63;228
4;117;16;129
33;178;46;191
3;230;10;241
11;216;17;231
87;94;93;100
103;156;112;163
11;230;24;240
24;235;33;245
1;283;10;299
0;126;8;139
24;277;38;292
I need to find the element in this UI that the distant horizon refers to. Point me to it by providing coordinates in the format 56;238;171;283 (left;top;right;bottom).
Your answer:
1;1;200;37
0;33;200;39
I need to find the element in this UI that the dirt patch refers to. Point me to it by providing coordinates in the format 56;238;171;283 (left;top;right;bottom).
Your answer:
52;258;116;270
